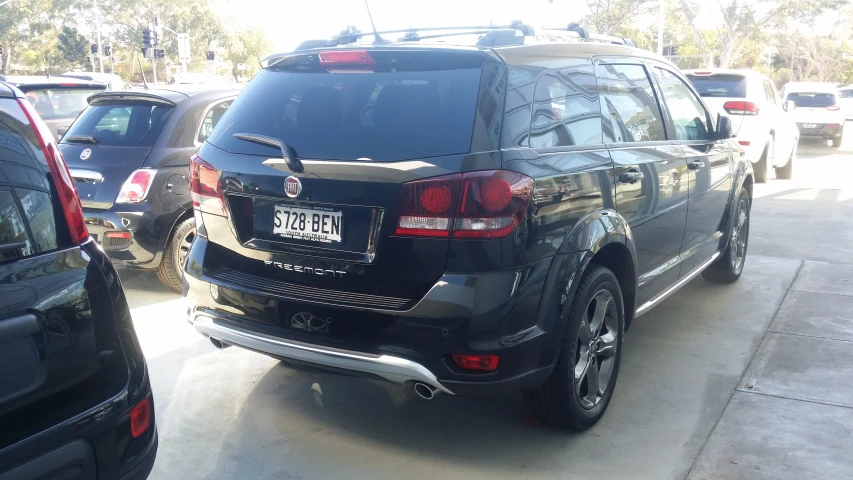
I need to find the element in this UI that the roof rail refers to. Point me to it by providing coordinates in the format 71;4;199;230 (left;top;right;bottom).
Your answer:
565;23;636;47
326;22;536;45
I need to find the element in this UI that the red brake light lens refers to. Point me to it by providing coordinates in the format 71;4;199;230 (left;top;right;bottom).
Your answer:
16;98;89;244
451;354;500;372
190;154;225;215
318;50;376;65
393;170;534;239
723;101;760;115
826;105;841;111
130;397;152;438
116;169;155;203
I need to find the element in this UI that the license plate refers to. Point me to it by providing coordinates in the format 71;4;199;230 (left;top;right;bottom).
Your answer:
802;123;817;128
273;205;343;244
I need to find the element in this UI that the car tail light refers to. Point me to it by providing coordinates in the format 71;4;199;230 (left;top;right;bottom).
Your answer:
451;354;500;371
723;101;760;115
318;50;376;65
16;99;89;244
130;397;151;438
393;171;534;239
738;140;751;146
115;169;156;203
105;231;132;239
190;154;225;215
828;124;840;129
826;105;841;111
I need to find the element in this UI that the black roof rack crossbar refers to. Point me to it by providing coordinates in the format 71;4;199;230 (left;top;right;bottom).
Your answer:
331;22;535;45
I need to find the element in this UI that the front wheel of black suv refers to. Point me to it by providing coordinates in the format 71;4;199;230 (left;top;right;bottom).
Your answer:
523;265;624;430
702;187;750;284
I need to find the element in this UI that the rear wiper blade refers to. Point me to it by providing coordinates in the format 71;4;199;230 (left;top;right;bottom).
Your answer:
64;135;100;145
233;133;303;173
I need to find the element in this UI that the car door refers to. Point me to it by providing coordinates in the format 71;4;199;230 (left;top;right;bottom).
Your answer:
595;61;689;306
651;66;733;275
768;81;798;161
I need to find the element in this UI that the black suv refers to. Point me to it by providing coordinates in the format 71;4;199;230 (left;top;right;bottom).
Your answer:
183;25;753;430
0;83;156;477
58;86;239;291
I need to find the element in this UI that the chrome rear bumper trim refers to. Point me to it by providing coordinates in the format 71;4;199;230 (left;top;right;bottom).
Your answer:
192;314;455;395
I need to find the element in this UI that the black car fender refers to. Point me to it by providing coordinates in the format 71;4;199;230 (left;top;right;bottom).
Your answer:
716;150;754;252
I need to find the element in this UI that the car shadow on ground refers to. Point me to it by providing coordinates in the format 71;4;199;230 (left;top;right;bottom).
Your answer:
121;269;181;309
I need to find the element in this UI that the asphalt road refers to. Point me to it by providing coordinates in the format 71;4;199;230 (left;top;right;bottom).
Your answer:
121;129;853;480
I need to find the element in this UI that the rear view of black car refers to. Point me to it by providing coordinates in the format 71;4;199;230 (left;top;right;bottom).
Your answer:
0;83;156;478
58;86;238;291
185;28;751;430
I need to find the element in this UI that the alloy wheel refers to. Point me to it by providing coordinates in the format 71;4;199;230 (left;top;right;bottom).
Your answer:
574;289;619;410
730;199;749;273
177;228;196;271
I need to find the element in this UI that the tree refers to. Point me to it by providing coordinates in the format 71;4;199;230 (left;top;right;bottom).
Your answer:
583;0;656;35
224;29;272;80
57;27;90;69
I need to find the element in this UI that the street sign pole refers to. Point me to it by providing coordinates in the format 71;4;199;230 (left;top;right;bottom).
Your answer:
94;0;104;73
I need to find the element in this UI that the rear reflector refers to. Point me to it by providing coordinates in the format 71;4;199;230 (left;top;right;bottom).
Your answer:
828;124;840;129
451;354;500;371
16;99;89;244
105;231;132;239
115;169;156;204
190;154;225;215
130;398;151;438
827;105;841;111
738;140;751;146
318;50;376;65
393;171;534;239
723;101;759;115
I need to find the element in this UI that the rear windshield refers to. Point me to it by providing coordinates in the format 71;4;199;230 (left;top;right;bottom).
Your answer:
785;92;838;107
22;88;104;120
838;89;853;98
207;64;482;161
685;74;747;98
61;104;174;147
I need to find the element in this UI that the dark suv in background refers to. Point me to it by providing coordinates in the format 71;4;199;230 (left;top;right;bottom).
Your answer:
183;25;752;430
58;86;239;291
0;82;156;478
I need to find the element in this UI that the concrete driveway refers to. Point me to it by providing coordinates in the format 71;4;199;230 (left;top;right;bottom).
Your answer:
124;131;853;480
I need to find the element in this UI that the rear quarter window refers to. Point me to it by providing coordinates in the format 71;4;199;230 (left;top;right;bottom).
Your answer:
62;104;175;147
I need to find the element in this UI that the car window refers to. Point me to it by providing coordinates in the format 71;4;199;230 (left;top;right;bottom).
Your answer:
785;92;838;107
685;74;747;98
595;64;666;143
763;81;777;104
62;104;174;147
839;89;853;99
21;88;103;120
654;68;713;141
198;100;233;144
0;190;33;261
530;67;603;149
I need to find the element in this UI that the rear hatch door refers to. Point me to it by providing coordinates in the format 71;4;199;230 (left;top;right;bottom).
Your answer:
685;73;750;135
58;94;177;209
786;91;841;124
15;82;106;141
198;48;500;301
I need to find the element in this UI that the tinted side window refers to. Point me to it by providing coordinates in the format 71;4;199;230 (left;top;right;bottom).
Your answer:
0;190;33;261
655;68;713;141
198;100;233;144
530;67;602;149
763;81;777;104
596;64;666;143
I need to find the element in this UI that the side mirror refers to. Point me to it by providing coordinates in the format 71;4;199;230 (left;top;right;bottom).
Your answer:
57;125;69;138
716;114;733;140
784;100;796;112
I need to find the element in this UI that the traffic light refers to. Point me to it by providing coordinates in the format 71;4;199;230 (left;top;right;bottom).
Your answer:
142;28;152;48
671;46;678;56
0;45;4;57
205;51;215;61
104;44;112;57
91;43;98;55
154;49;165;59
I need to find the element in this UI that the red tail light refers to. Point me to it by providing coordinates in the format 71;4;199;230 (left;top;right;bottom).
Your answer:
723;101;759;115
393;171;534;239
16;99;89;244
130;397;152;438
190;154;225;215
451;354;500;371
826;105;841;111
738;140;751;146
116;169;156;203
318;50;376;65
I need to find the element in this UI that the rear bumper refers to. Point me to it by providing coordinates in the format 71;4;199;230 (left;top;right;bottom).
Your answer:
797;123;844;139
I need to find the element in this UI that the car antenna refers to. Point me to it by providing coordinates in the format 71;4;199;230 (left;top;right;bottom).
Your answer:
137;57;149;90
363;0;389;44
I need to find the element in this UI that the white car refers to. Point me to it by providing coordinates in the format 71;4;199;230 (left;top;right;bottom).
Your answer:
685;69;798;182
837;86;853;121
782;82;846;148
61;72;125;91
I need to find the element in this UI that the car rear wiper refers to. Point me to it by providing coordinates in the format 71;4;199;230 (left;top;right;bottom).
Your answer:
233;133;303;173
64;135;100;145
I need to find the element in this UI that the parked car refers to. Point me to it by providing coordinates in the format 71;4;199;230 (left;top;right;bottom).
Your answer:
61;71;126;91
57;85;240;292
781;82;845;147
0;76;107;141
837;85;853;121
167;73;233;85
183;26;752;430
684;69;798;182
0;82;157;478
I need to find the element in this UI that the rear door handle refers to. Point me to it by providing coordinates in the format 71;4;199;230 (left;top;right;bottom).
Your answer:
619;170;644;184
0;314;40;343
688;160;706;170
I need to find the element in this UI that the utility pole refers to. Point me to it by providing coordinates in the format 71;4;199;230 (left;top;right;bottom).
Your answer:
657;0;665;55
94;0;104;73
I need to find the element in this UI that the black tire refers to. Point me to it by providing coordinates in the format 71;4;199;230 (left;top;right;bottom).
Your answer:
775;147;794;180
523;265;624;431
831;133;843;148
702;187;750;284
156;217;195;292
753;141;772;183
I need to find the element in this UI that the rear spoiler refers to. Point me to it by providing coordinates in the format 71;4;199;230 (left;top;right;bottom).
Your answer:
87;91;177;107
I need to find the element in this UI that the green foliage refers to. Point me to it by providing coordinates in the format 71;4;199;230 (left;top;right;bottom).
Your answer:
57;27;90;69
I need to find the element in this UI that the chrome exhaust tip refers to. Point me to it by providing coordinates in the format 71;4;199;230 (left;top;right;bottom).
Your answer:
413;382;439;400
209;337;230;349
